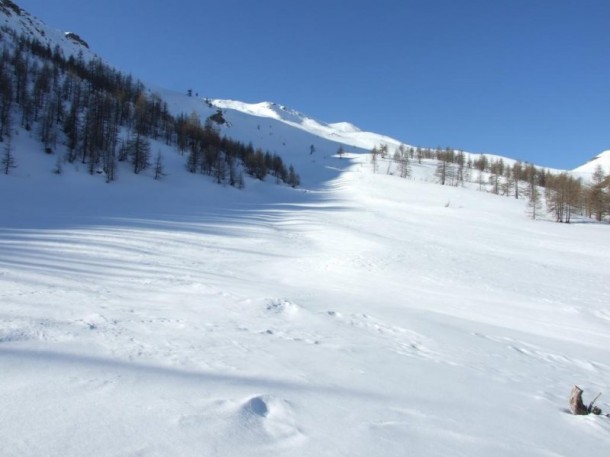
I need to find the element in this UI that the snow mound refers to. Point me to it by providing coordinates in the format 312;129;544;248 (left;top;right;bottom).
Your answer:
238;395;305;446
328;122;361;133
266;299;301;317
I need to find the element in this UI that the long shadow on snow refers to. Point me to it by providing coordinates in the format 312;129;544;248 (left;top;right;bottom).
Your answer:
0;346;388;401
0;156;357;277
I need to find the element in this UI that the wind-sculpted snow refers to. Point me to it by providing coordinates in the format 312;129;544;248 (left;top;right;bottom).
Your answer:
1;145;610;456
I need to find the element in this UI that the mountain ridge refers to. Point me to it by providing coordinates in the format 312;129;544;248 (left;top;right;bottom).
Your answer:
2;4;610;456
573;150;610;176
0;0;95;59
2;0;605;177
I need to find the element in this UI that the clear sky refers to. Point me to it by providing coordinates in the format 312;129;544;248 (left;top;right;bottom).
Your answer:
17;0;610;169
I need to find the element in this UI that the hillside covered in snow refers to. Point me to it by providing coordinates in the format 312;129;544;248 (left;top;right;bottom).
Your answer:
574;150;610;176
3;141;610;456
1;2;610;456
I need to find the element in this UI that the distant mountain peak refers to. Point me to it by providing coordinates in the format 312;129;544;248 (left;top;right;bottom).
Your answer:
2;0;603;176
573;149;610;176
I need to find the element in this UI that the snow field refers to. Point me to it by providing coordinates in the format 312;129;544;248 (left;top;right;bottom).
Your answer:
2;141;610;456
2;5;610;452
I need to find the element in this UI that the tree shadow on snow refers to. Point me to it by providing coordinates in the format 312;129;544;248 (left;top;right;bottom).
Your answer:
0;346;388;401
0;158;356;278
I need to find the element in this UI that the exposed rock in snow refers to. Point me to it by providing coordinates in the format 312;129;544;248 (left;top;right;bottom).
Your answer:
64;31;89;48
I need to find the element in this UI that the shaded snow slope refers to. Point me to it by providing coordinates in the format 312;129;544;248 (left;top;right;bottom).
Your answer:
1;144;610;456
1;5;610;454
0;0;97;60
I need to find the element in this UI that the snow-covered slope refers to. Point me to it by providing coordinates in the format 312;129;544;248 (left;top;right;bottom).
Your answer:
2;146;610;456
5;0;604;180
2;2;610;456
0;0;97;60
212;99;406;152
573;150;610;177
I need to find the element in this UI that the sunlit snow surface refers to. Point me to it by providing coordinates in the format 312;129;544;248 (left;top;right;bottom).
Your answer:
2;5;610;453
573;149;610;177
1;131;610;456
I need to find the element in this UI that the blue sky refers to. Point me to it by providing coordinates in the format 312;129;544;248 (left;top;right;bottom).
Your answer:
18;0;610;169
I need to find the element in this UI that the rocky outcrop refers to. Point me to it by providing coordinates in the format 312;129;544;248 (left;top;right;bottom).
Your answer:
64;31;89;48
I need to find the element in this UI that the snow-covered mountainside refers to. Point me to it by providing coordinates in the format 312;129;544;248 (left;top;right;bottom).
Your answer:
573;150;610;176
153;87;405;182
2;145;610;457
0;0;96;60
1;3;610;456
212;99;405;152
1;0;603;179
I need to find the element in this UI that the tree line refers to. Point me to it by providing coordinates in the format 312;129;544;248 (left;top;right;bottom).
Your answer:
0;26;300;187
370;143;610;223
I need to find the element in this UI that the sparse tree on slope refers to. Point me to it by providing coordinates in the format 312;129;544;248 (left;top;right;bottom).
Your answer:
435;158;448;185
128;133;151;174
0;65;13;141
396;144;411;179
2;134;16;175
455;150;466;186
512;161;523;199
287;165;300;188
435;149;455;186
153;151;165;180
488;160;502;194
370;146;379;174
586;165;608;221
545;173;582;223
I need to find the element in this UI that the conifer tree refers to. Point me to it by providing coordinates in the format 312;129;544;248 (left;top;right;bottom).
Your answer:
287;165;300;188
2;134;16;175
128;133;151;174
153;151;165;180
103;147;117;183
0;66;13;141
